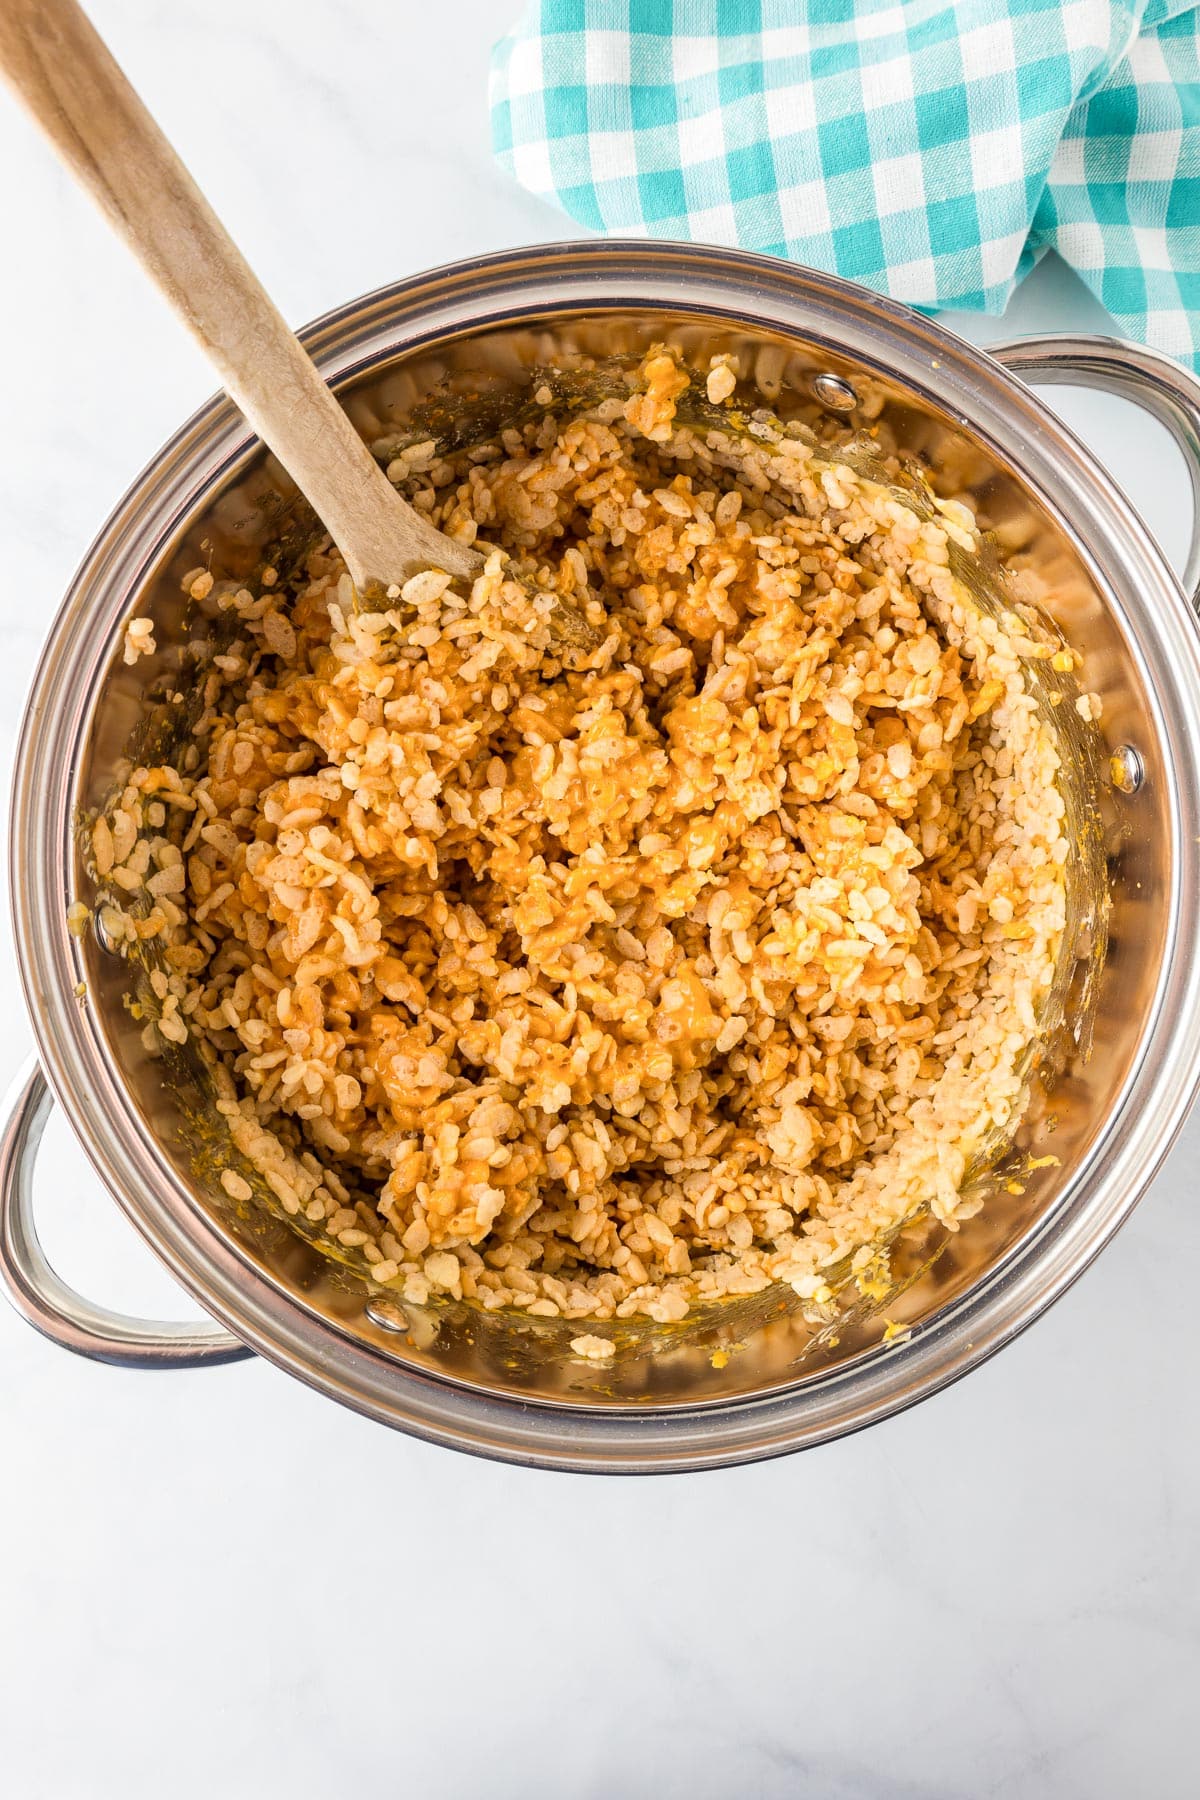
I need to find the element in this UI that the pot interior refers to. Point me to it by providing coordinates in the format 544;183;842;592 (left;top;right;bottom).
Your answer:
68;300;1163;1412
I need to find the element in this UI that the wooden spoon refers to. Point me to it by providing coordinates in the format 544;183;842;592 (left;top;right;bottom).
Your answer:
0;0;591;643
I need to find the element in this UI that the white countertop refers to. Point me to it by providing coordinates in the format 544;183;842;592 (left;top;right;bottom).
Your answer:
1;5;1197;1795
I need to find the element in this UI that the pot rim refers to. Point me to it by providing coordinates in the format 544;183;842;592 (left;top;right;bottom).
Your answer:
11;240;1200;1472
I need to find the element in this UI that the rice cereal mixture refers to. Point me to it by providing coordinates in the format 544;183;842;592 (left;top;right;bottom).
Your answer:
95;351;1071;1328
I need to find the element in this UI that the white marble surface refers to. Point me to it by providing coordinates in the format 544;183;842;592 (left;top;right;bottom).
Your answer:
0;4;1197;1795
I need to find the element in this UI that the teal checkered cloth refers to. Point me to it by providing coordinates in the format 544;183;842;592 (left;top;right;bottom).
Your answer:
490;1;1200;370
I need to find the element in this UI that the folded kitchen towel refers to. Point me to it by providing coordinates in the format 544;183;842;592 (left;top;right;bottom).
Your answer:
490;1;1200;369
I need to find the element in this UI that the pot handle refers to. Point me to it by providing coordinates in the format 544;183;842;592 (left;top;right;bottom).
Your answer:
0;1059;251;1368
989;334;1200;609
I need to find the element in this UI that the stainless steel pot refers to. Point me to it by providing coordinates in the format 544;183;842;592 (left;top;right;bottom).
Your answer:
5;242;1200;1474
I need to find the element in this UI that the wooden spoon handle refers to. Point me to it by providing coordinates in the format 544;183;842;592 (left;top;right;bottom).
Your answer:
0;0;479;589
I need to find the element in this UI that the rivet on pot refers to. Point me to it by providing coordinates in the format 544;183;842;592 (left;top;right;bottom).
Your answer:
365;1298;408;1333
93;910;122;954
1110;745;1144;793
811;371;859;412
